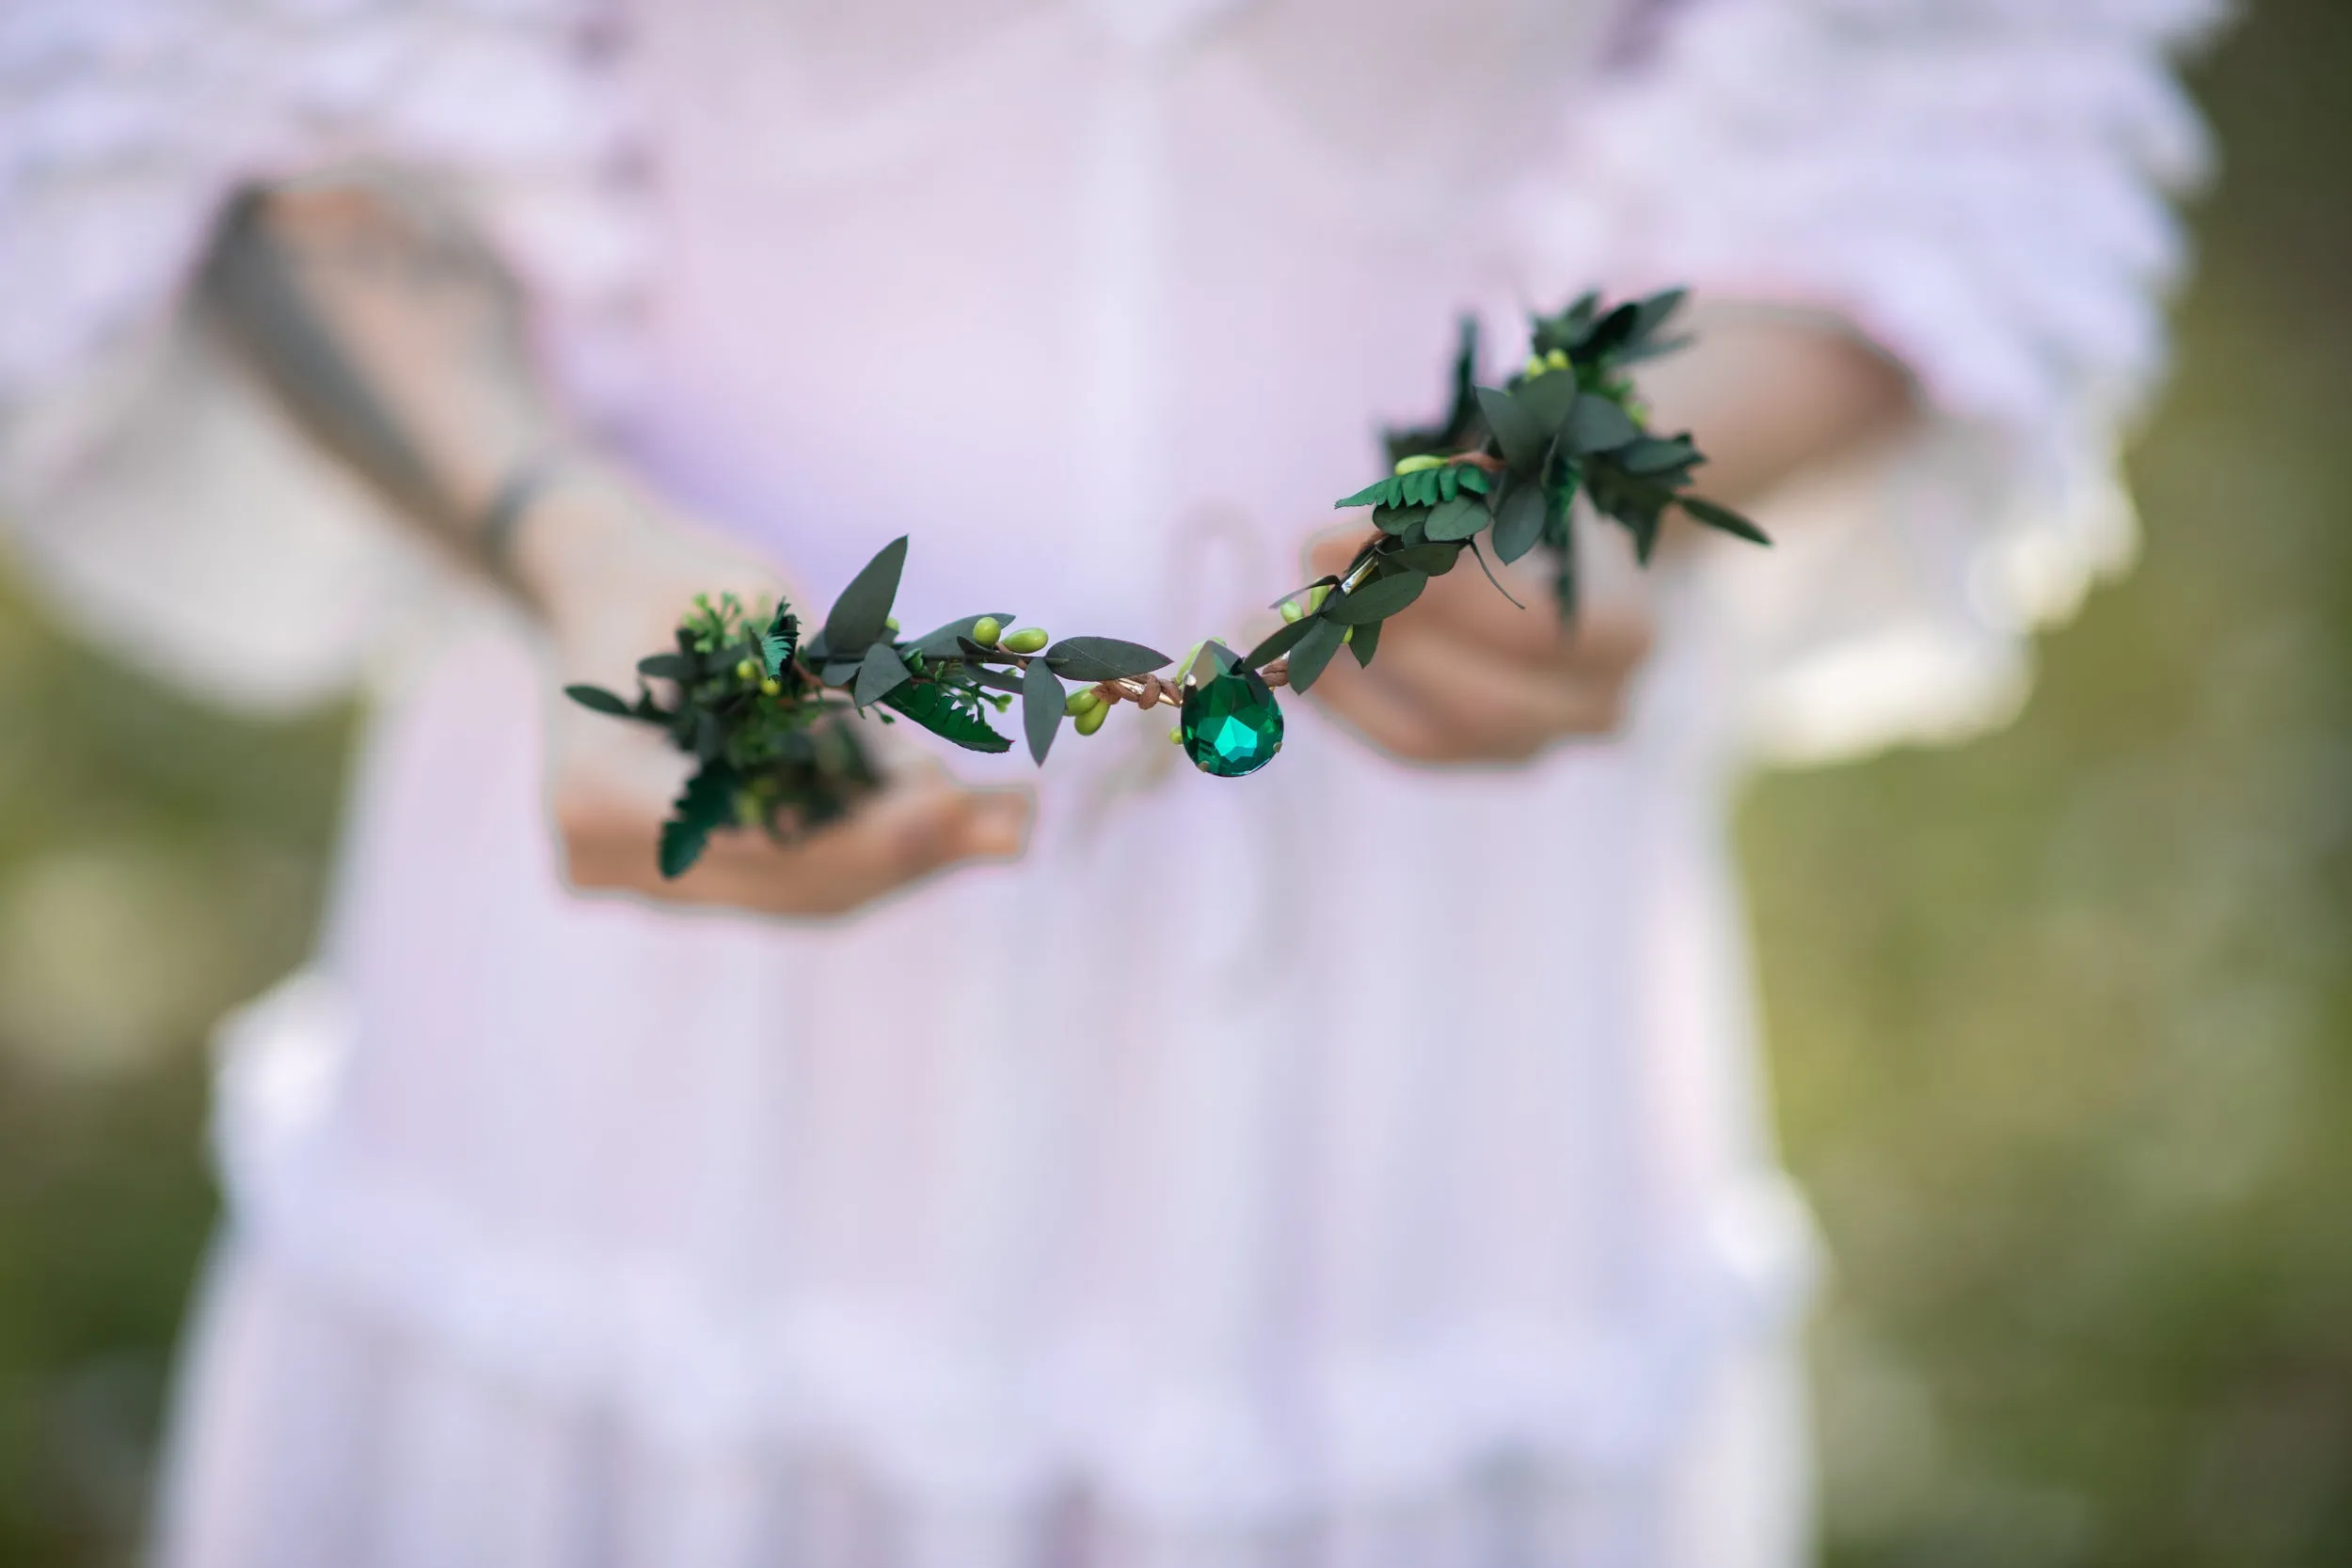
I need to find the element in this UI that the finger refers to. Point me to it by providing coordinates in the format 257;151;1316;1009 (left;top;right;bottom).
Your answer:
1406;562;1566;657
1308;523;1655;676
1559;599;1655;680
1309;528;1570;669
723;782;1033;917
1362;628;1626;754
1307;656;1471;763
566;775;1032;918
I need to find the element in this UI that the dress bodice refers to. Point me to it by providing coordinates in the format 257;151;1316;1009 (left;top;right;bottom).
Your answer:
608;0;1630;644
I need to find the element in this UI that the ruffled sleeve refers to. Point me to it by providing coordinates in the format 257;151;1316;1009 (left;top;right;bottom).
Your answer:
1522;0;2225;764
0;0;646;712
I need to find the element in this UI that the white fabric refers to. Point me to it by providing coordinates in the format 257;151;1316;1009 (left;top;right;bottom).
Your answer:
0;0;643;708
1514;0;2224;760
0;1;2209;1564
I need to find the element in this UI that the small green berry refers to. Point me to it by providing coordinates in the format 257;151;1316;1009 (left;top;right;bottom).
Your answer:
884;616;899;633
1003;626;1050;654
1279;600;1303;624
761;677;781;696
1393;453;1445;475
1545;347;1571;372
1063;688;1103;717
971;616;1003;647
1524;353;1548;379
1341;626;1355;644
735;658;757;680
1168;726;1184;745
1073;703;1109;736
1308;584;1331;613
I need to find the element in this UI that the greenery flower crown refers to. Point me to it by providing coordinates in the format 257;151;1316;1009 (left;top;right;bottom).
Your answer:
564;288;1768;877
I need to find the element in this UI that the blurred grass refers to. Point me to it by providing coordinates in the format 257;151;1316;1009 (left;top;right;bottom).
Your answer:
0;568;349;1563
1744;4;2352;1565
0;5;2347;1565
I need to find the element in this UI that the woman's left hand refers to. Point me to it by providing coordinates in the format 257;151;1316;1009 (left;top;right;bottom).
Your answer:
1298;528;1655;765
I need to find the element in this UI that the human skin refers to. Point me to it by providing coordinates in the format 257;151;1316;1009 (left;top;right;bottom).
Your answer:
1304;312;1915;764
204;177;1032;919
205;176;1908;912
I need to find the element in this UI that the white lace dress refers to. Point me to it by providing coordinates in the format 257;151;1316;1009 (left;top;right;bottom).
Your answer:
0;2;2214;1564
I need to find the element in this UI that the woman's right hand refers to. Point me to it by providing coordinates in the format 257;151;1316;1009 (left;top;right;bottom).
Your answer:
514;475;1034;918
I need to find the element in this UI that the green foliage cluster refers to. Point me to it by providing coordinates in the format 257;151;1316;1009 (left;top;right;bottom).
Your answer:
1252;288;1764;693
567;289;1766;876
564;542;1170;876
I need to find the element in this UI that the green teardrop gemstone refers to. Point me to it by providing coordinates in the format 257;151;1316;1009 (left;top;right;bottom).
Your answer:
1180;670;1284;777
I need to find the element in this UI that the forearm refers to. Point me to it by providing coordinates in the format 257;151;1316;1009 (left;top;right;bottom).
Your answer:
1633;306;1916;517
196;173;626;601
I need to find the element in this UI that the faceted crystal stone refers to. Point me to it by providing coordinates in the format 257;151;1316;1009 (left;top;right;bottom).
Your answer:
1180;670;1284;777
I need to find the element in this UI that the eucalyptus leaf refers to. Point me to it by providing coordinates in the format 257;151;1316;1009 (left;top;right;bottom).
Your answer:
1627;286;1688;346
1425;494;1488;543
1477;386;1549;475
1374;503;1427;537
1325;570;1427;625
1619;435;1700;475
1387;541;1463;576
1581;301;1642;357
1285;617;1348;693
658;817;713;879
1629;512;1661;563
1532;291;1599;356
965;663;1026;695
821;534;909;653
1613;333;1693;367
637;652;698;682
564;684;633;716
1490;481;1546;563
1383;313;1488;464
1563;394;1641;454
853;642;914;707
1349;619;1382;669
1677;494;1772;545
1523;372;1582;436
1024;660;1067;764
1246;616;1316;670
1043;636;1170;682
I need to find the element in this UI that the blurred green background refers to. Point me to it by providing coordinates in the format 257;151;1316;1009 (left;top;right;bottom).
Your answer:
0;5;2345;1564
